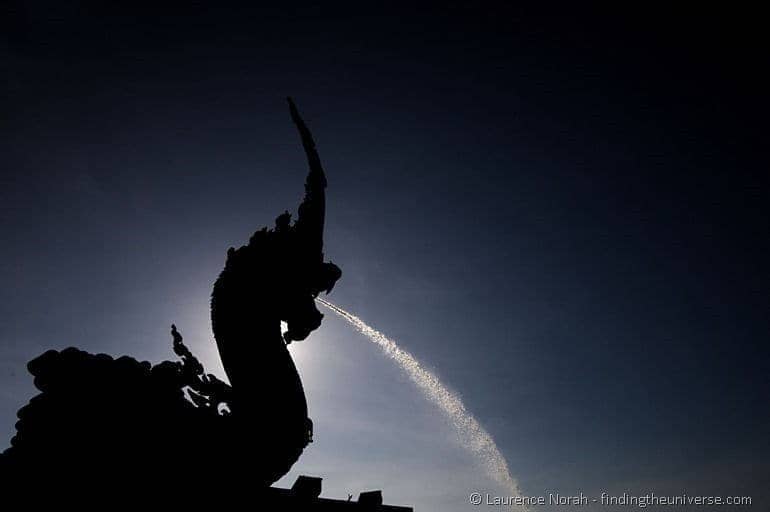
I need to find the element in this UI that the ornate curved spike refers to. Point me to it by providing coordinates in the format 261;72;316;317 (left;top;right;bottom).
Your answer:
288;97;326;257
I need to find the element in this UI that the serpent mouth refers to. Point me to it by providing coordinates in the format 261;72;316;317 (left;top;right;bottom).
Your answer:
282;295;324;344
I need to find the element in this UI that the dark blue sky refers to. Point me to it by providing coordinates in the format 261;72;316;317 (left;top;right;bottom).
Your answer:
2;3;768;509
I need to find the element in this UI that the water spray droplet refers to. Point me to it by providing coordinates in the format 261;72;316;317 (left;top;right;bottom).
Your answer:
317;298;523;504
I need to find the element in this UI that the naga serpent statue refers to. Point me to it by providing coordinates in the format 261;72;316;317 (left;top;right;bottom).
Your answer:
0;99;341;499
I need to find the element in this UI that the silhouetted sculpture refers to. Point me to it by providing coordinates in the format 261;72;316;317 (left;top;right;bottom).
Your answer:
0;99;342;500
1;100;411;510
209;97;341;484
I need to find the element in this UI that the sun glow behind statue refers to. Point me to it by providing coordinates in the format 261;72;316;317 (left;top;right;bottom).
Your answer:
316;298;524;505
